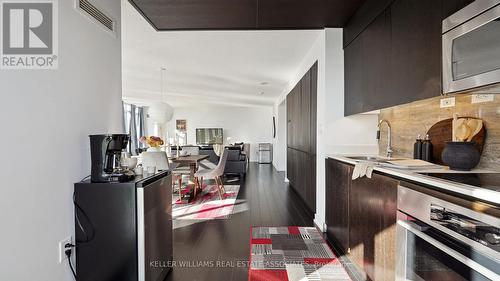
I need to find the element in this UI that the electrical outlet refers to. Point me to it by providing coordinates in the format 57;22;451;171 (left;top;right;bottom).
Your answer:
472;94;494;104
58;236;73;263
440;97;456;108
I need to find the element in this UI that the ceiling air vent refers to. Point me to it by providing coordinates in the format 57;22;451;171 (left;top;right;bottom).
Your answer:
76;0;115;33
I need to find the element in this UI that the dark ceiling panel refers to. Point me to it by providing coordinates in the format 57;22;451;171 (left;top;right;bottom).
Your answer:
129;0;367;30
257;0;326;29
324;0;369;27
258;0;367;28
130;0;258;30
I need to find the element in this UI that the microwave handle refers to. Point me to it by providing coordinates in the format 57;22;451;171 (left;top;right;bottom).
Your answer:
397;220;500;281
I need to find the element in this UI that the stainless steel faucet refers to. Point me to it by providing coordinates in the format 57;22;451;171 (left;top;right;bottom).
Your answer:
377;119;393;158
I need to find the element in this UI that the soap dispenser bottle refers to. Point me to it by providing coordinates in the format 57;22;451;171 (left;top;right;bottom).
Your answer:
422;134;433;162
414;135;423;159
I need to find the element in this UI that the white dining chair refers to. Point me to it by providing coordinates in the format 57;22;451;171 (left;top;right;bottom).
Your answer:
194;149;229;200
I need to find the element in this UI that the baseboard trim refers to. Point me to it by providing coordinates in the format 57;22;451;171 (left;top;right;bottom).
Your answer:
314;218;326;233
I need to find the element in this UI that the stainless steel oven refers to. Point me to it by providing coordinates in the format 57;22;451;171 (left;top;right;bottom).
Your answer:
396;185;500;280
442;0;500;94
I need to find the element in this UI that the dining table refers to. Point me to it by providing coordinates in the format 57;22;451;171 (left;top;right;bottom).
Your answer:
169;154;209;181
170;154;210;201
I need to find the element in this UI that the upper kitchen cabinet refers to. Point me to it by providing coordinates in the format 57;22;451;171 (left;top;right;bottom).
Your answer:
345;9;391;116
343;0;394;47
344;0;448;115
390;0;443;106
344;34;365;115
442;0;474;19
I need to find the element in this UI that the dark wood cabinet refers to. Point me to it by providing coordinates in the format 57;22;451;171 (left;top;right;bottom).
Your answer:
287;148;316;211
344;0;466;115
325;159;352;253
390;0;442;106
343;0;394;48
325;159;398;281
344;34;366;115
287;63;317;212
349;172;398;281
286;148;296;189
345;9;391;116
310;63;318;154
364;9;392;111
442;0;474;19
287;84;300;149
300;70;311;152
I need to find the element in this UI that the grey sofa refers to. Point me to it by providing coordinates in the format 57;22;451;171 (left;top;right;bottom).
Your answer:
224;148;247;177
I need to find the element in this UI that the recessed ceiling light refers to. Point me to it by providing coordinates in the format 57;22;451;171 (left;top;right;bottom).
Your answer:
260;82;268;85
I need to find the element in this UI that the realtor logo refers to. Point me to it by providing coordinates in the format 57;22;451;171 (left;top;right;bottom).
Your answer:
1;0;58;69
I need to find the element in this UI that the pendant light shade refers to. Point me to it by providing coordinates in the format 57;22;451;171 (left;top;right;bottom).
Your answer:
148;67;173;124
148;102;173;124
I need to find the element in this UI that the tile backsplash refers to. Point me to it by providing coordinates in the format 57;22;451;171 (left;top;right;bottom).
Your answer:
378;91;500;170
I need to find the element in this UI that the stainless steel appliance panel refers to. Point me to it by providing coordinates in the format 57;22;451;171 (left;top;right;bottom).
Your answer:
398;185;500;261
396;220;498;280
137;175;172;281
258;143;273;164
443;0;500;94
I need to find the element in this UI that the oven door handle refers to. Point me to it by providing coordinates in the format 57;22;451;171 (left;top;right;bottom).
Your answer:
397;220;500;281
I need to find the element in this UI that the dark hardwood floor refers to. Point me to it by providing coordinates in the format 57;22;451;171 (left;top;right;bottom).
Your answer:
166;163;314;281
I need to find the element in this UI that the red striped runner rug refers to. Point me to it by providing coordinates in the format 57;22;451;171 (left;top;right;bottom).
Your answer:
248;226;351;281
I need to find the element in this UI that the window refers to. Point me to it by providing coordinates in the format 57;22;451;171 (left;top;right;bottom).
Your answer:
123;102;146;154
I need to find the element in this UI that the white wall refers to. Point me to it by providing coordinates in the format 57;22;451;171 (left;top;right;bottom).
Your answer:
273;29;379;232
0;1;122;280
156;106;274;161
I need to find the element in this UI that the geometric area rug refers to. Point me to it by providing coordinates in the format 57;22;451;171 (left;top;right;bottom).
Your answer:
249;226;351;281
172;184;239;220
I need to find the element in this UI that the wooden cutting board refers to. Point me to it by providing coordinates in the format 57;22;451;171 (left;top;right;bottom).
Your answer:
427;117;486;165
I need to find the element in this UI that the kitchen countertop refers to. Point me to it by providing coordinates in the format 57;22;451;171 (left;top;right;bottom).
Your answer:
327;154;500;206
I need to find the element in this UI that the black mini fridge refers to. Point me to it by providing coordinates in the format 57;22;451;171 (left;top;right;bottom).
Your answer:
74;171;172;281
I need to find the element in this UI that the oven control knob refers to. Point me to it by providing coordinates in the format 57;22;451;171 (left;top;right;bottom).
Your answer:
485;233;500;245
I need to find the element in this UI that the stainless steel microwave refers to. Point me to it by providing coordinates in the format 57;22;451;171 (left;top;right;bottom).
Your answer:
443;0;500;94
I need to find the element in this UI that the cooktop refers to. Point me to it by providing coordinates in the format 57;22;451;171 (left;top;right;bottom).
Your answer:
418;173;500;192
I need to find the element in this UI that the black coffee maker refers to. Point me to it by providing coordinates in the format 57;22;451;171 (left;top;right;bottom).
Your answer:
89;134;135;183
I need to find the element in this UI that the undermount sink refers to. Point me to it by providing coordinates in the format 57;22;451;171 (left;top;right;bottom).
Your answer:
346;156;387;162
